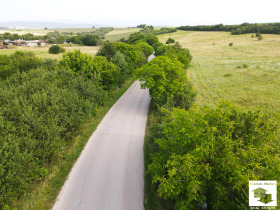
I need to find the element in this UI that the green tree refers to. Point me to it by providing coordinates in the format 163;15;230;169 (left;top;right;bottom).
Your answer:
93;56;119;90
147;102;280;209
127;33;146;44
135;56;190;107
55;35;66;44
111;51;130;84
166;38;175;44
49;45;65;54
80;34;100;46
60;50;96;80
256;33;263;40
114;42;141;69
96;41;117;61
146;34;159;46
157;42;192;68
136;42;154;57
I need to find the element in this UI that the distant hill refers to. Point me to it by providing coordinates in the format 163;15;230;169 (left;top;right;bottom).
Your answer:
0;21;101;29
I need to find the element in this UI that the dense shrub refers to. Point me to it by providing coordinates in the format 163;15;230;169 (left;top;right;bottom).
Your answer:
166;38;175;44
80;34;100;46
93;56;120;90
60;50;96;80
256;33;263;40
0;51;42;80
60;50;120;90
96;41;117;61
111;51;130;84
48;45;65;54
0;68;108;207
147;102;280;209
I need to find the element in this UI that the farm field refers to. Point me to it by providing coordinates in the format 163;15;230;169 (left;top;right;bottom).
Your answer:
158;31;280;120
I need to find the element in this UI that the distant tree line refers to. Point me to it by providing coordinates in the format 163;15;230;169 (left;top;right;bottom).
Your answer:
0;32;44;41
177;22;280;35
0;27;114;46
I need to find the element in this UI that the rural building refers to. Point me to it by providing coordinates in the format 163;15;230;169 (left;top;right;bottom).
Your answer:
25;40;45;47
253;187;267;198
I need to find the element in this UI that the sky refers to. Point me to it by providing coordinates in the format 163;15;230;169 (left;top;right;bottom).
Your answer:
1;0;280;27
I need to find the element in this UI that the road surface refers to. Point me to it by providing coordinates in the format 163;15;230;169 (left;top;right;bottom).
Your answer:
53;60;152;209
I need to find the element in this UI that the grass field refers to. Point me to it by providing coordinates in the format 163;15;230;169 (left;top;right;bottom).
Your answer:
0;45;99;59
105;28;141;41
158;31;280;119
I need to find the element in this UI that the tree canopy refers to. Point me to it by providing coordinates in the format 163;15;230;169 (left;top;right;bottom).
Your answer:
148;102;280;209
135;56;191;107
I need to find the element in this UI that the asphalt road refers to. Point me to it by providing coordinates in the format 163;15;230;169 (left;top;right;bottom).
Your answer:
53;60;152;209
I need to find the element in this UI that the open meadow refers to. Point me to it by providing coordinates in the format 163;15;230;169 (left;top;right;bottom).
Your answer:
158;31;280;120
105;27;141;41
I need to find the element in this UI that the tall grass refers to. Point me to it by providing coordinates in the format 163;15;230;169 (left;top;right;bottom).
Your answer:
158;31;280;120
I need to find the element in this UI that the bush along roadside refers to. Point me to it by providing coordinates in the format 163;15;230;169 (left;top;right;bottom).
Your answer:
140;42;280;209
0;38;154;209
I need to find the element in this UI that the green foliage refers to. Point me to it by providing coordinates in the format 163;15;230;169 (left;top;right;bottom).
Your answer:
80;34;100;46
48;45;65;54
0;51;42;80
0;68;108;207
60;50;96;80
256;33;263;40
136;42;154;57
137;24;147;28
96;41;117;61
60;50;120;90
41;58;59;70
147;102;280;209
114;42;141;69
155;45;167;56
151;28;177;35
111;51;131;84
229;42;233;47
166;38;175;44
146;34;159;46
93;56;120;90
178;22;280;35
0;32;43;41
127;33;146;44
135;56;193;108
156;42;192;68
65;34;101;46
55;35;66;44
153;42;165;53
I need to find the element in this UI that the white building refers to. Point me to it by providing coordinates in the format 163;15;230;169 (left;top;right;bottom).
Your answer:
25;40;45;47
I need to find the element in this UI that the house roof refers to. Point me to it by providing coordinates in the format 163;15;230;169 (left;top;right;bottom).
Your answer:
252;187;267;192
